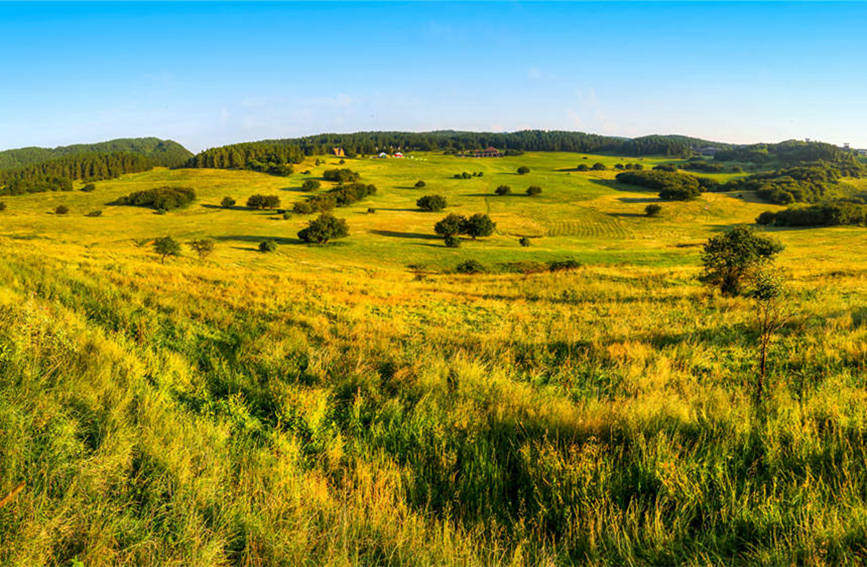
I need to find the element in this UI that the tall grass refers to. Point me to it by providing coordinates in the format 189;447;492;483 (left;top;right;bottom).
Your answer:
0;239;866;565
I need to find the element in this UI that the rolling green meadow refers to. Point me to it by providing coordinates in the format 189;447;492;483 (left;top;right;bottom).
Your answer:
1;151;867;565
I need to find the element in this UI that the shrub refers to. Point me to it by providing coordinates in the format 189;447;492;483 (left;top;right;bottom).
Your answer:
189;238;215;259
258;240;278;252
153;236;181;262
0;202;6;211
454;172;472;179
415;180;426;188
614;164;625;170
519;236;531;247
462;213;496;239
417;194;447;212
700;227;784;296
456;259;485;274
444;234;461;248
526;186;542;196
367;207;376;214
221;196;236;208
85;210;102;217
592;162;606;171
247;194;281;209
434;214;466;236
756;211;777;225
548;259;581;272
576;164;589;172
495;185;512;196
155;208;167;215
54;205;69;215
282;211;292;220
298;214;349;244
645;204;662;217
81;183;96;192
517;166;530;175
302;179;321;192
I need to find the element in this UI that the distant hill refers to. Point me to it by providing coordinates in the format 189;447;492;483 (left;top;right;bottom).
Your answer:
0;137;192;169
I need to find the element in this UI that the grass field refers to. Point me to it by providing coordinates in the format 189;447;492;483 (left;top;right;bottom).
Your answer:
1;153;866;565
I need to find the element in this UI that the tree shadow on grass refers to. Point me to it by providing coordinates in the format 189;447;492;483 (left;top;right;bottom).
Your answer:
588;178;657;194
216;235;305;246
607;212;647;218
617;197;659;204
369;229;441;240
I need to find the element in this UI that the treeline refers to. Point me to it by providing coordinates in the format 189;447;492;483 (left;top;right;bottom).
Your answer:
714;140;853;165
0;152;154;195
757;201;867;227
0;137;192;169
721;161;866;204
185;130;732;173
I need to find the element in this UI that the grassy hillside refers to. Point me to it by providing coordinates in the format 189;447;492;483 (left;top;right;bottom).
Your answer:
0;137;193;170
1;152;866;565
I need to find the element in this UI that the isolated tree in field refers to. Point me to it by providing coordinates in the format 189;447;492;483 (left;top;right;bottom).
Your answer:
302;179;320;192
189;238;215;260
526;186;542;196
519;236;531;247
153;236;181;263
592;162;607;171
298;213;349;244
700;227;783;296
221;196;236;208
415;180;426;188
645;204;662;217
517;166;530;175
576;164;589;172
747;267;789;404
417;194;447;212
259;240;278;252
462;213;496;239
55;205;69;215
495;185;512;196
434;214;466;236
0;202;6;212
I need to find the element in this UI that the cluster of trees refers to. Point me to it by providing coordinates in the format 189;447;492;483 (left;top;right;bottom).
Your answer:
0;137;191;170
0;175;73;196
434;213;495;246
114;187;196;211
298;214;349;244
714;140;853;165
721;162;866;204
757;201;867;227
613;163;644;170
615;170;702;201
323;168;360;183
417;195;447;211
492;184;540;196
454;171;484;179
246;194;281;209
0;152;154;194
301;179;321;192
293;183;376;214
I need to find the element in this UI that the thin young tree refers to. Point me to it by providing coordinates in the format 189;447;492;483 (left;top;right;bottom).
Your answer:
747;267;790;405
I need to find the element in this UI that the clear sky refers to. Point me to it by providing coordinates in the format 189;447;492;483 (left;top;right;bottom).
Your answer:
1;1;866;153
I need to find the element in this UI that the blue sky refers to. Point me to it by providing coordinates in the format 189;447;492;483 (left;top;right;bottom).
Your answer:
1;1;866;152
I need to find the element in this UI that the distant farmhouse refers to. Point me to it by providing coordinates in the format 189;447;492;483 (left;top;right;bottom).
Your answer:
461;146;502;158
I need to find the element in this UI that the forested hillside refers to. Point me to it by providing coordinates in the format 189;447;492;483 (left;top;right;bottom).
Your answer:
0;137;192;169
187;130;732;172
